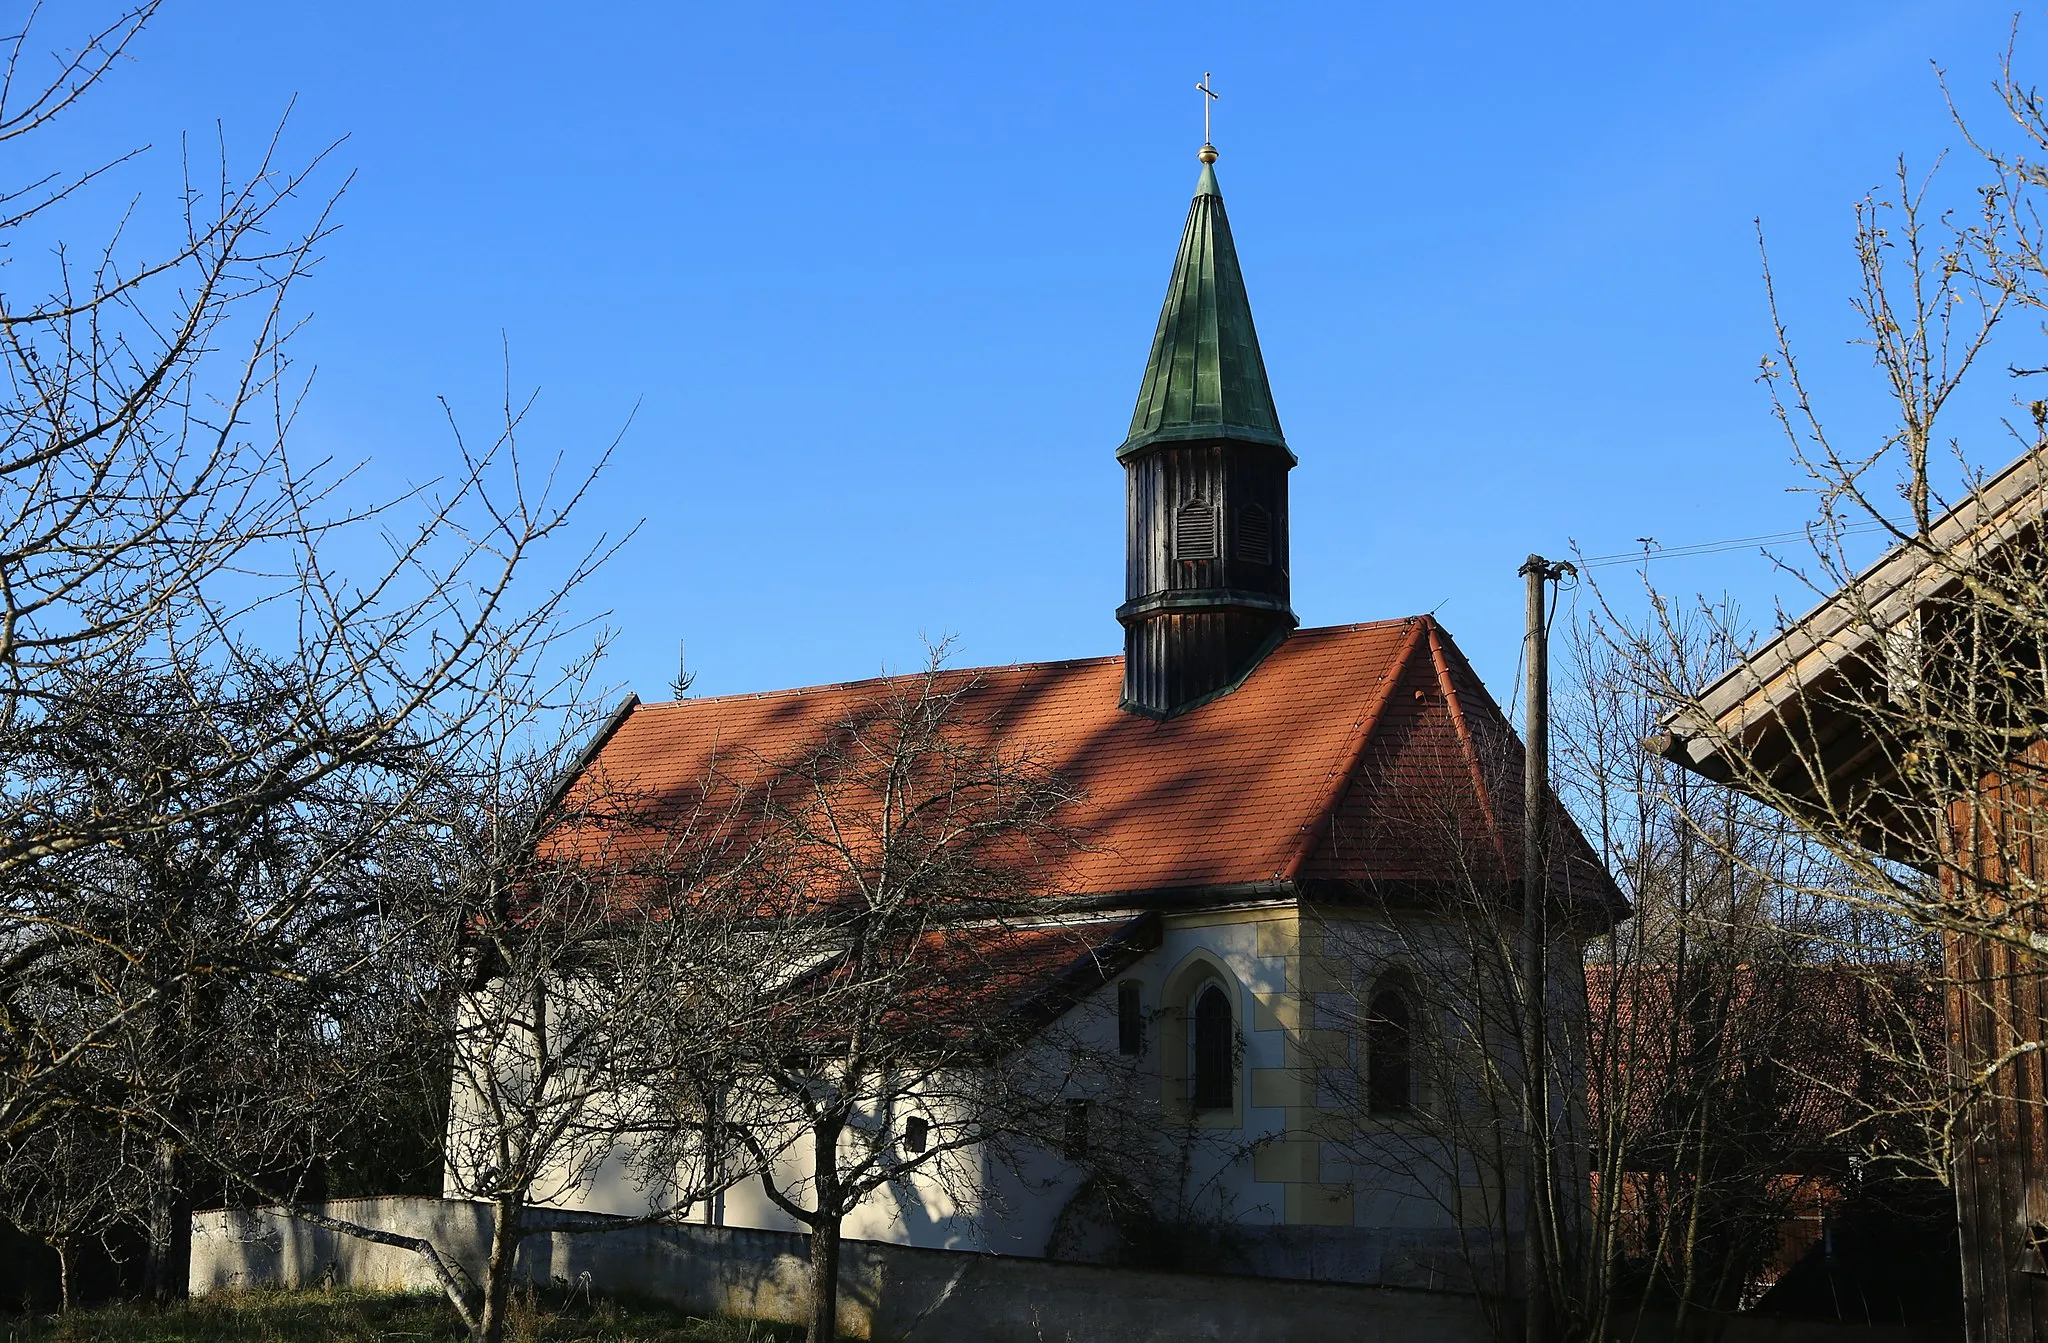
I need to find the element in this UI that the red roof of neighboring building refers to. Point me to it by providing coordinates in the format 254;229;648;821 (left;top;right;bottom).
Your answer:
556;618;1620;914
1583;961;1942;1158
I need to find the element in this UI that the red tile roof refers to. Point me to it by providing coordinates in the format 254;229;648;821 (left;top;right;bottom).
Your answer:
799;914;1163;1040
1583;961;1942;1156
559;618;1619;910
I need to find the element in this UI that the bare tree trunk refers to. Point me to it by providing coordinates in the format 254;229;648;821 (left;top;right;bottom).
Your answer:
477;1195;524;1343
142;1137;190;1304
807;1213;842;1343
55;1239;73;1312
807;1114;845;1343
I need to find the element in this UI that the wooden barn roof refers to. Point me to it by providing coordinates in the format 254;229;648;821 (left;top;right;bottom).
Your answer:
558;618;1621;914
1654;448;2048;861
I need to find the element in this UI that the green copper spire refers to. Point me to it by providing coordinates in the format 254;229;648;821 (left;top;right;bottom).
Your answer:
1118;150;1290;461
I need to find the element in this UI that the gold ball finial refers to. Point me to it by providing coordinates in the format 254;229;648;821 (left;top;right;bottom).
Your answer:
1198;142;1218;164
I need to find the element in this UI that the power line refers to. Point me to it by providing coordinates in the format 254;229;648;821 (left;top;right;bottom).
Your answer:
1575;520;1893;570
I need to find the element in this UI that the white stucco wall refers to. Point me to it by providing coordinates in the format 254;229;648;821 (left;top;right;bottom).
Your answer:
443;900;1558;1263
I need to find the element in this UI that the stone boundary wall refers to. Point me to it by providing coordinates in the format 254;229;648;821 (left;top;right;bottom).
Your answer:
191;1197;1960;1343
190;1196;1490;1343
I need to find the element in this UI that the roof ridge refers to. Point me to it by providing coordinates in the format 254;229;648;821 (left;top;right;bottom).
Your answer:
1425;617;1511;874
1424;617;1516;724
638;619;1427;711
637;652;1125;711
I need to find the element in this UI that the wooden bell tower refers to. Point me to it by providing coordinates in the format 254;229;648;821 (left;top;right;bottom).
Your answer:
1117;139;1297;718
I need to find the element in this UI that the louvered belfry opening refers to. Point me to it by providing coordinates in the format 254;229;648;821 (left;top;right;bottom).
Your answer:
1116;150;1297;718
1174;502;1217;560
1237;505;1271;564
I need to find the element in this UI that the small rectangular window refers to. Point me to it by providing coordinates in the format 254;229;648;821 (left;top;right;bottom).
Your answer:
903;1115;929;1155
1117;980;1143;1056
1063;1100;1090;1160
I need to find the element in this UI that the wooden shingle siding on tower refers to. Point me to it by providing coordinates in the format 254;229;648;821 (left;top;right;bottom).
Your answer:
1124;444;1291;598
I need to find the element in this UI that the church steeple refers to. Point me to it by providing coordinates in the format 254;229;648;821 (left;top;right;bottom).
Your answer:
1117;143;1297;718
1119;152;1289;464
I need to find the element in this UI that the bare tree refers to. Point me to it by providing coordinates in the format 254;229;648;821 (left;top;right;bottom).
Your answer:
1298;724;1604;1340
19;653;415;1299
0;1;611;1155
110;645;805;1343
1621;28;2048;1337
1565;612;1944;1341
431;699;802;1343
0;5;644;1325
1293;610;1941;1343
0;1100;147;1309
717;653;1098;1343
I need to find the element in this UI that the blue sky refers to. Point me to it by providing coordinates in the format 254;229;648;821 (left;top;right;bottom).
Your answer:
30;1;2039;705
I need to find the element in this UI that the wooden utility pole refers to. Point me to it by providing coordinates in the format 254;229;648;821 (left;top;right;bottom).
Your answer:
1518;553;1570;1343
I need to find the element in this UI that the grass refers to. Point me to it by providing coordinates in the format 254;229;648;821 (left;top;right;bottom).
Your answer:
1;1287;805;1343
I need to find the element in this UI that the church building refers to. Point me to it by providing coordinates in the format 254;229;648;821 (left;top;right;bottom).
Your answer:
513;138;1622;1285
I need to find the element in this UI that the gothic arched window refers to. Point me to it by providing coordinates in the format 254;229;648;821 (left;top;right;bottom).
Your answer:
1192;983;1235;1110
1366;985;1414;1115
